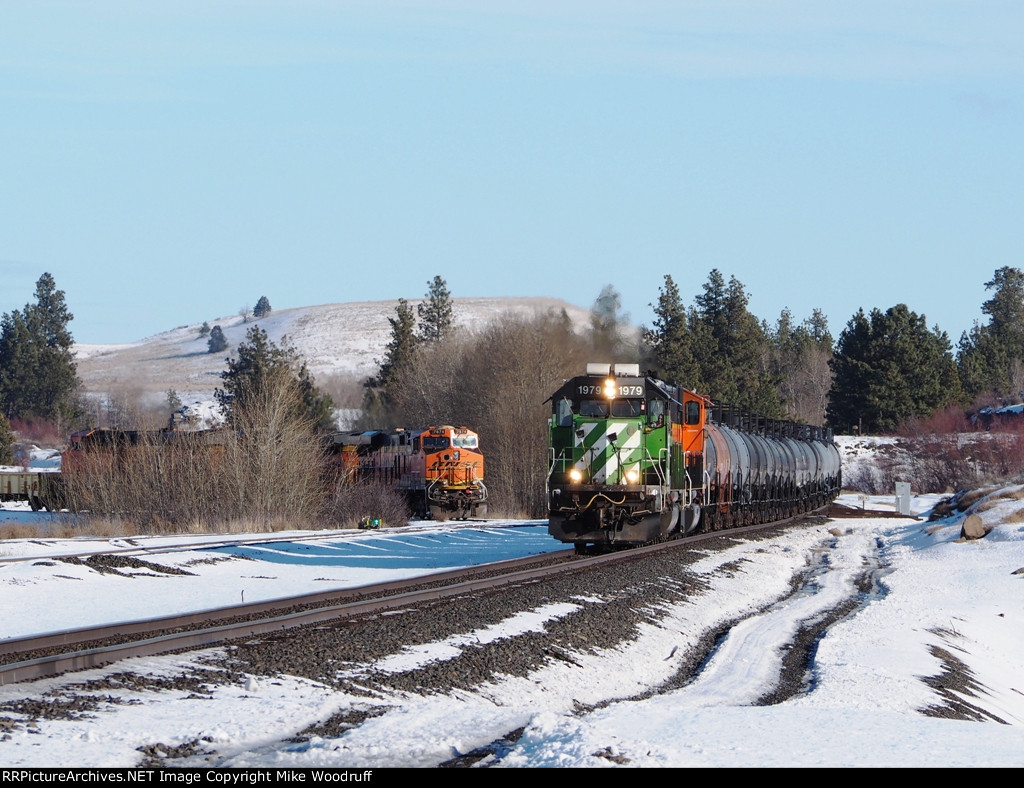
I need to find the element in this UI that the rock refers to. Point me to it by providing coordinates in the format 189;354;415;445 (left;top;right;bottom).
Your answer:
960;514;987;540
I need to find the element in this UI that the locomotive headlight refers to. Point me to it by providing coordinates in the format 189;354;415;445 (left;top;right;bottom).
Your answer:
625;468;640;484
568;468;583;483
603;378;616;398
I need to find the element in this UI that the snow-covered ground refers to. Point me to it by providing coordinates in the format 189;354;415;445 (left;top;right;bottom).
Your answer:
2;482;1023;768
71;297;597;409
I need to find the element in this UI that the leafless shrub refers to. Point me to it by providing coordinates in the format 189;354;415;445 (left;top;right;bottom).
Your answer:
316;372;366;410
326;479;412;528
59;437;227;533
78;384;179;431
9;418;63;449
215;372;329;530
390;310;592;518
898;407;974;439
60;374;331;534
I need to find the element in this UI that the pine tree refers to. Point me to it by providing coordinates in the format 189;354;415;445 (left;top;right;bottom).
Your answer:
723;275;779;416
216;326;335;434
688;270;777;414
417;276;454;343
957;267;1024;402
827;304;961;433
253;296;272;319
207;325;228;353
0;273;79;424
0;412;14;465
768;308;834;425
362;299;419;425
642;275;697;387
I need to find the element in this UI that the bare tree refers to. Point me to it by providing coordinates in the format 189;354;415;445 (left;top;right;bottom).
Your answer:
391;309;590;517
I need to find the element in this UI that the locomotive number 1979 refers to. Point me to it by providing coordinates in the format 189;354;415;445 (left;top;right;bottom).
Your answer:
577;384;644;397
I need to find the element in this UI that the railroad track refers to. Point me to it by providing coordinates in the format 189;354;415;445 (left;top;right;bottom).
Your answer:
0;513;835;687
2;547;585;686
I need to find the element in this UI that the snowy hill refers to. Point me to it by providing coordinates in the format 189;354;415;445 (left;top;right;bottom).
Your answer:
73;296;596;408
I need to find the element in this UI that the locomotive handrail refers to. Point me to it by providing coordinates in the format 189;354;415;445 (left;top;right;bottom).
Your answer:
547;447;574;478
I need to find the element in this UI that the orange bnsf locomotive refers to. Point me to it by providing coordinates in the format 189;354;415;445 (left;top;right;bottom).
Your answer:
331;425;488;520
547;363;841;551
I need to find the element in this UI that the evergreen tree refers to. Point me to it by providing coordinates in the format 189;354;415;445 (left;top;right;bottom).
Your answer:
957;267;1024;402
417;276;454;343
827;304;961;433
981;266;1024;351
207;325;228;353
689;270;777;415
768;307;834;425
957;322;1005;403
199;321;211;337
642;274;697;388
376;299;419;392
253;296;272;319
0;273;79;425
0;412;13;465
724;275;779;416
690;269;733;402
363;299;419;424
216;326;335;434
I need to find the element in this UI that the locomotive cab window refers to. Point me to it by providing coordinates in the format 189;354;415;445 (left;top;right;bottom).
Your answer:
648;399;665;426
556;398;573;427
423;436;451;450
580;400;609;417
685;401;701;425
452;434;478;449
610;399;643;418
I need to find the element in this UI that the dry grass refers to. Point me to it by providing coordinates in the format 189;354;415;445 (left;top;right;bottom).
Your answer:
326;479;413;529
57;376;337;535
958;487;996;511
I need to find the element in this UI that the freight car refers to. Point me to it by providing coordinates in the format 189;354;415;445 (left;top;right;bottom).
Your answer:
330;425;488;521
0;470;59;511
547;363;841;550
0;427;230;512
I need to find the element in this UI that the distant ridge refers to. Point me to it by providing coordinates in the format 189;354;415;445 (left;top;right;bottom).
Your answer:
74;296;596;406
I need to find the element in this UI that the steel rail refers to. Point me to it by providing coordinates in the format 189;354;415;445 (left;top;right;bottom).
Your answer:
0;511;830;686
0;548;573;658
0;546;662;686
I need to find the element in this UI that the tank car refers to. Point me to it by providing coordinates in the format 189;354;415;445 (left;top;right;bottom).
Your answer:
546;363;841;550
331;424;487;520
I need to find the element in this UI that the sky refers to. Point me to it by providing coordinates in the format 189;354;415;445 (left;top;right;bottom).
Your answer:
3;2;1023;346
2;440;1024;767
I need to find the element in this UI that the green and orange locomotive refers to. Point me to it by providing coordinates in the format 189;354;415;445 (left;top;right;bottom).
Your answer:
546;363;841;551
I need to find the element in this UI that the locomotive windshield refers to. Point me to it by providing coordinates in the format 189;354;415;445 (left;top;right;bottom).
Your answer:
423;434;478;449
559;397;645;420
